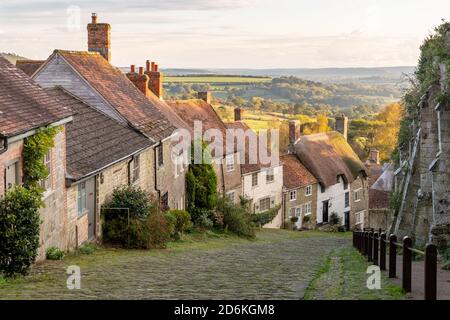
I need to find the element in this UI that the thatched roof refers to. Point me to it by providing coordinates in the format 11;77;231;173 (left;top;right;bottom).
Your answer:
294;131;367;188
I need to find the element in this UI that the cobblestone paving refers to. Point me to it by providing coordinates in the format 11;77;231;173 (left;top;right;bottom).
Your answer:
0;231;350;300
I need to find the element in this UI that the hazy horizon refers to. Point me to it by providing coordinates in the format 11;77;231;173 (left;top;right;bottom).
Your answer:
0;0;449;69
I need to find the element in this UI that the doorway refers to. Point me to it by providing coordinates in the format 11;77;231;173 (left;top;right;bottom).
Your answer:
322;200;329;223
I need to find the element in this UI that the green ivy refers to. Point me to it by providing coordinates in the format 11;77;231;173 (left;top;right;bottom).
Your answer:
22;126;61;193
392;20;450;160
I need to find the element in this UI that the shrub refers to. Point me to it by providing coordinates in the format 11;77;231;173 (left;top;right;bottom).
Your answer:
103;186;155;219
290;216;299;224
46;247;65;260
251;205;281;228
329;213;340;226
79;243;97;255
193;209;214;231
146;212;171;249
165;210;192;240
303;215;311;223
102;186;158;247
0;187;41;277
217;197;255;238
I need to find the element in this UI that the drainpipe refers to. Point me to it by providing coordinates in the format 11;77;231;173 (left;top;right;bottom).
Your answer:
154;143;161;200
221;156;226;195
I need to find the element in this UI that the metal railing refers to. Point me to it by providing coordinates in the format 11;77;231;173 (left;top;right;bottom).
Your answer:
353;230;437;300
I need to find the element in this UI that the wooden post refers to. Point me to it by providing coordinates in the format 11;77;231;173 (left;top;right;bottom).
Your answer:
380;233;386;271
424;243;437;300
402;236;412;292
389;234;397;278
373;232;379;265
368;231;373;262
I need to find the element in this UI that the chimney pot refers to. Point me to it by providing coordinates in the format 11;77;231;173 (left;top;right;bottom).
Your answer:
139;67;144;75
154;64;159;72
151;61;155;72
130;65;135;73
198;91;212;104
335;114;348;141
146;60;151;72
87;13;111;61
234;108;243;121
92;13;98;24
288;120;299;154
370;149;380;164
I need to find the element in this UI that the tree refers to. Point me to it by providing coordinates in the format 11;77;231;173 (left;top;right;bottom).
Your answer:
186;141;218;221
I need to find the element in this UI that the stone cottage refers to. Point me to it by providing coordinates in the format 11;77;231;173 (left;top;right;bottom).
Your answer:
22;14;188;212
167;93;243;202
225;109;284;228
280;154;318;230
0;57;73;260
47;86;154;248
291;117;369;230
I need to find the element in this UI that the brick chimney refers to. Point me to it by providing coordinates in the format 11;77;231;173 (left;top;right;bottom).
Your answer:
126;65;149;96
335;114;348;141
234;108;243;122
87;13;111;62
288;120;300;154
198;91;212;104
369;149;380;165
144;60;163;99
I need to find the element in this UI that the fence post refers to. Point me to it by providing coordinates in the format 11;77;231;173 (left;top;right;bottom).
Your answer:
389;234;397;278
424;243;437;300
402;236;412;293
380;233;386;270
373;232;379;265
364;231;368;256
368;231;373;262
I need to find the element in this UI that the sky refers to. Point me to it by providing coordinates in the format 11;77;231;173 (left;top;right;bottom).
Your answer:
0;0;449;68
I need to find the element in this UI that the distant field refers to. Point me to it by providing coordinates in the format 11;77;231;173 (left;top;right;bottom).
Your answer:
164;75;272;84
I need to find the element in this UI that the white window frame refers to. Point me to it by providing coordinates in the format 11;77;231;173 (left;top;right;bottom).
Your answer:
355;210;365;225
41;149;52;195
251;172;258;187
266;168;274;183
132;154;140;184
295;206;302;217
354;188;362;202
305;185;312;197
226;154;235;172
260;197;271;212
303;202;312;216
289;190;297;201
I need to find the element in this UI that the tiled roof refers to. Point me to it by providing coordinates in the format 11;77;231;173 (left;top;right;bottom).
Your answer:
168;99;235;157
15;60;45;76
294;131;367;188
46;87;152;181
0;57;72;137
280;154;317;190
54;50;183;141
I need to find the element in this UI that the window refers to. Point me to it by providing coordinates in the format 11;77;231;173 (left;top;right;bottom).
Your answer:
5;160;20;191
289;190;297;201
251;172;258;187
161;192;169;211
226;191;235;202
320;185;325;193
132;154;140;183
266;168;274;183
260;197;271;211
158;145;164;166
345;192;350;208
305;185;312;197
303;202;312;215
40;150;52;191
77;182;87;216
354;188;361;202
295;206;302;217
355;210;365;225
226;154;235;172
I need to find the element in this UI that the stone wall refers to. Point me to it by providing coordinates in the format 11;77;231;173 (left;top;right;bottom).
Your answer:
282;183;318;229
350;175;369;228
37;128;68;260
366;209;392;231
